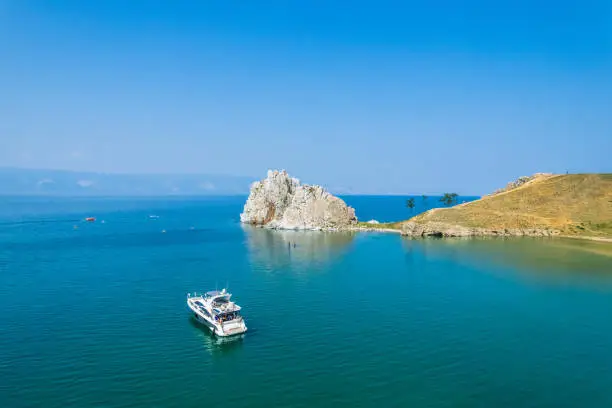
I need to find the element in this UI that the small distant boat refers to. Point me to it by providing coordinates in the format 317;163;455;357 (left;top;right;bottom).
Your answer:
149;215;159;219
85;217;95;222
187;289;247;337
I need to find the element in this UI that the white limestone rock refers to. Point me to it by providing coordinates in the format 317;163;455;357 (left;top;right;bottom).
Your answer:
240;170;357;230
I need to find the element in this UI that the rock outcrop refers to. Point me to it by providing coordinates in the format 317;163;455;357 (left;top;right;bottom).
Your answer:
240;170;357;230
489;173;553;196
400;221;560;238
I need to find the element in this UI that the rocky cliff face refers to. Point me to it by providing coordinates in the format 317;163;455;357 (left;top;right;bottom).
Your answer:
240;170;357;230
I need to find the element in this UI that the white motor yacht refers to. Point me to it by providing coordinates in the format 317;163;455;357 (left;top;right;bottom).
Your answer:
187;289;247;336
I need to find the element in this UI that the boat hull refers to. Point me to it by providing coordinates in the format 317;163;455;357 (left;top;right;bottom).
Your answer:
192;311;217;333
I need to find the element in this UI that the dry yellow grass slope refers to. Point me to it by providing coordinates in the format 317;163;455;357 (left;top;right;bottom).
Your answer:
405;174;612;238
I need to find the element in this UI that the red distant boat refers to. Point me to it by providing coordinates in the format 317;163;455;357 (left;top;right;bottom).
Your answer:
85;217;95;222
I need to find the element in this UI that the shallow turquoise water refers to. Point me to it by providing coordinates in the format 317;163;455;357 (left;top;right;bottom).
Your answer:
1;196;612;407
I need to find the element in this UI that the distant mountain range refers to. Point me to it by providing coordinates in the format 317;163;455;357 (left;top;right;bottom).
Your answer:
0;167;256;196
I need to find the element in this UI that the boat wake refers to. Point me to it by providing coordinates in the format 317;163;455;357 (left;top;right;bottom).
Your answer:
188;317;245;351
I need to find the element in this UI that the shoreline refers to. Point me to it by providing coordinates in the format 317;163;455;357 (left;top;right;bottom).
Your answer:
352;224;612;243
349;226;402;234
559;235;612;244
247;223;612;243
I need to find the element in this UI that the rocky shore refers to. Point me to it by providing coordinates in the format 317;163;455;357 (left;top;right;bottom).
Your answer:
240;170;357;230
398;221;560;238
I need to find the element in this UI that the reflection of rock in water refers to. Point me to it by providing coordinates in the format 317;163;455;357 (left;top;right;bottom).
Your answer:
243;225;355;270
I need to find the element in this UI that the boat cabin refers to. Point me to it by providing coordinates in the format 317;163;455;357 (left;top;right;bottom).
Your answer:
202;289;242;321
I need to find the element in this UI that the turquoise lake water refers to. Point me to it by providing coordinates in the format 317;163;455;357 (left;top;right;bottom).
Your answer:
1;196;612;407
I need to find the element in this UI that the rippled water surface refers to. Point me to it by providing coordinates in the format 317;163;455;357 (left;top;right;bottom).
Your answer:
1;196;612;407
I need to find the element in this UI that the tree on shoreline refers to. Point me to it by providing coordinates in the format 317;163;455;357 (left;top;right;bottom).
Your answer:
440;193;458;206
406;197;415;213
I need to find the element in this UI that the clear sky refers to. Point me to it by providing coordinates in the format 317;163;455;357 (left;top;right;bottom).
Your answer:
1;0;610;194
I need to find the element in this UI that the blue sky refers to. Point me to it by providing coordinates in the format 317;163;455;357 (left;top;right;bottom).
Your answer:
1;0;610;194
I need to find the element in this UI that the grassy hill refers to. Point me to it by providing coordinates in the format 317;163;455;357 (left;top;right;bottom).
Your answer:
401;174;612;239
